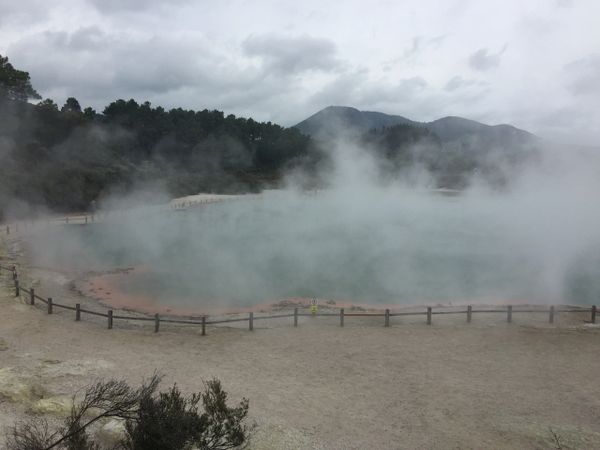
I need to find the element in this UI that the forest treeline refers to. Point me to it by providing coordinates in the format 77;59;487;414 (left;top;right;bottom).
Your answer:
1;54;529;219
0;55;322;218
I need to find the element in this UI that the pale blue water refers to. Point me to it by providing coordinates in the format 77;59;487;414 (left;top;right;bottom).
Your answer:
29;191;600;307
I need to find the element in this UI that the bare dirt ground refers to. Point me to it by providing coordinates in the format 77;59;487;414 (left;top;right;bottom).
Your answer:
2;235;600;449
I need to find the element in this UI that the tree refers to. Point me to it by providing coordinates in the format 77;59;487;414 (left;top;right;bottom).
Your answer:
0;54;41;102
83;107;97;120
36;98;59;111
123;379;249;450
62;97;82;114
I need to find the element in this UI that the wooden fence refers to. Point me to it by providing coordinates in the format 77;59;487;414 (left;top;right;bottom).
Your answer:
0;263;597;335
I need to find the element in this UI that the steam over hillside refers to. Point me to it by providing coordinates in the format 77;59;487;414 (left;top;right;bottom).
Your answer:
296;106;542;189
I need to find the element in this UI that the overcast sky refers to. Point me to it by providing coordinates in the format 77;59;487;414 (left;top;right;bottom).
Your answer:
1;0;599;145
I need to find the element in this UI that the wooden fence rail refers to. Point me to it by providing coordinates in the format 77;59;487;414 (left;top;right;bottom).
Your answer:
1;264;598;336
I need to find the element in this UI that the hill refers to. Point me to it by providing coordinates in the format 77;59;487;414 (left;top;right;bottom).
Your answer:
294;106;537;150
296;106;542;188
294;106;419;139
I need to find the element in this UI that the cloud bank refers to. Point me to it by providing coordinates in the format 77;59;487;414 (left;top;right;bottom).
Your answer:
0;0;599;144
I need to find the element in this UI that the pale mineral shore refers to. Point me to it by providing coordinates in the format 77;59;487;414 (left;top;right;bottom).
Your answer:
2;200;600;448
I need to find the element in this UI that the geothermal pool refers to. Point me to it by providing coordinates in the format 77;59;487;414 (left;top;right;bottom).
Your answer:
28;190;600;312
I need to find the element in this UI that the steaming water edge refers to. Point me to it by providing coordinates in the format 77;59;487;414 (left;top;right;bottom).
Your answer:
28;190;600;310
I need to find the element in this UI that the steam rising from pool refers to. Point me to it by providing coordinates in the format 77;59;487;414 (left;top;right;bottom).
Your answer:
28;142;600;309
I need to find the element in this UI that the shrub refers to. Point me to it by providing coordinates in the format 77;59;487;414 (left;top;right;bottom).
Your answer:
5;375;249;450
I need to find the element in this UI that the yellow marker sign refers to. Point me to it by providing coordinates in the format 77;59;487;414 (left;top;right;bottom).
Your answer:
310;298;318;315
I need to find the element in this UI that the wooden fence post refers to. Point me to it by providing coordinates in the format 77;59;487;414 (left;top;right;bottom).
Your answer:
427;307;432;325
30;288;35;305
507;305;512;323
75;303;81;321
108;310;113;329
85;217;88;224
249;312;254;331
47;298;53;314
340;308;344;327
201;316;206;336
5;225;8;235
549;306;555;324
467;305;472;323
12;266;17;280
385;309;390;327
154;314;160;333
294;307;298;327
14;279;19;297
592;305;597;324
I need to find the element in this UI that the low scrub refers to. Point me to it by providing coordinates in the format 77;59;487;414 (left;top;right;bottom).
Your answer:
5;374;249;450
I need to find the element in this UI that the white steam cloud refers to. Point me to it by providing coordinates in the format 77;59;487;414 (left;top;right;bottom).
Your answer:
28;140;600;310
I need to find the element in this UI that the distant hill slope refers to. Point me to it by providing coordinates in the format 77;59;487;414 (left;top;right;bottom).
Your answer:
294;106;420;138
294;106;537;148
295;106;542;189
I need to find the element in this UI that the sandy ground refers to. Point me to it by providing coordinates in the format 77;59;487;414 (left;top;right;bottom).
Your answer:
2;237;600;449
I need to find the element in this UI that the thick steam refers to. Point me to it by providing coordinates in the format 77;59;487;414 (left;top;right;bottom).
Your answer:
28;139;600;309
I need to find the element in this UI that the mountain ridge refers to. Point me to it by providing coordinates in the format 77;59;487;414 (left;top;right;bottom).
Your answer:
294;106;537;145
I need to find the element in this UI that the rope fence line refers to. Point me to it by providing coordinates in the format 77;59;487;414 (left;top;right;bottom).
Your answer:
0;263;598;335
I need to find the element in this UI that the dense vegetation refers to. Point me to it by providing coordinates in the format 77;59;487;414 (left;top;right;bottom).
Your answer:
0;54;538;220
0;55;316;219
6;374;249;450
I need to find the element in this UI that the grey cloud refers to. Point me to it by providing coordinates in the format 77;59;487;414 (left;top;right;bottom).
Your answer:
68;27;109;51
6;27;320;125
242;34;341;74
444;76;486;92
541;107;580;128
397;76;427;93
87;0;190;13
404;34;447;59
0;0;49;26
427;34;448;48
556;0;573;7
404;37;422;58
446;76;469;91
564;54;600;97
382;34;447;72
533;105;599;145
307;70;368;108
468;46;506;71
308;71;427;114
8;27;258;109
